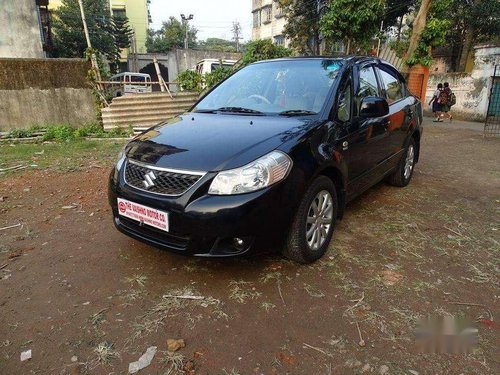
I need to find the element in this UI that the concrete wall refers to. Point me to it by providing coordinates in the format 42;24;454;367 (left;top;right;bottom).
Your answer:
0;0;44;58
0;58;96;131
425;44;500;121
0;88;97;131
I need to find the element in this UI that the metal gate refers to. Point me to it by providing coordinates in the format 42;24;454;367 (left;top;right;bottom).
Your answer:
485;65;500;137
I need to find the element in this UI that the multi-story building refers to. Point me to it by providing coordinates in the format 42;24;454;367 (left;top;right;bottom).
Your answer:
109;0;151;56
49;0;151;57
251;0;287;46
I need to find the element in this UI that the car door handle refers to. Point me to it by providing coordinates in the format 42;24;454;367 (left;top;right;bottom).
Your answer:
384;120;391;130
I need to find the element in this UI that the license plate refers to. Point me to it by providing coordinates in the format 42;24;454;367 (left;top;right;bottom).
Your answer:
117;198;169;232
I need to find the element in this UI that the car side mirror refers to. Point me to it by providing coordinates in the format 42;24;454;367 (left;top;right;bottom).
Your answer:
359;96;389;118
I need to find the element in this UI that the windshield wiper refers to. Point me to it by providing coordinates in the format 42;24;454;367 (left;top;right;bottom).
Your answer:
216;107;265;115
194;107;264;115
278;110;317;116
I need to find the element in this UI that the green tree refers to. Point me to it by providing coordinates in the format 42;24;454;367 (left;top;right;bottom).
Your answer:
146;16;197;53
383;0;416;41
449;0;500;71
52;0;115;59
198;38;237;52
320;0;386;54
403;0;451;67
241;39;292;65
204;67;233;89
278;0;323;55
112;15;133;52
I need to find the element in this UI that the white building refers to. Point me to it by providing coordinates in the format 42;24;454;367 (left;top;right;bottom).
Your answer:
251;0;288;46
0;0;46;58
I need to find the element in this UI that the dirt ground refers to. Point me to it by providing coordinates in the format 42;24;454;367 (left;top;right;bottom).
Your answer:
1;119;499;375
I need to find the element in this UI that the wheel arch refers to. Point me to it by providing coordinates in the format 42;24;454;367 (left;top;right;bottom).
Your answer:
317;166;346;219
411;129;421;162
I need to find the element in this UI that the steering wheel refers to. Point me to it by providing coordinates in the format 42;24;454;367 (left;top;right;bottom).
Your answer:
248;94;271;104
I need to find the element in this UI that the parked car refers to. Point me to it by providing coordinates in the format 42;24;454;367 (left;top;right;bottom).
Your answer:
109;72;152;97
108;57;423;263
195;59;237;75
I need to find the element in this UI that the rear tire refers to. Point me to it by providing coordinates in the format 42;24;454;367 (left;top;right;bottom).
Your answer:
387;138;416;187
283;176;337;264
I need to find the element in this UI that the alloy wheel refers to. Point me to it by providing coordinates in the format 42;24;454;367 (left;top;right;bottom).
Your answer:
404;144;415;180
306;190;333;251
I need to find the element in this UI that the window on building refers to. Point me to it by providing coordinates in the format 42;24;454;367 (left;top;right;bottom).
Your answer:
252;10;261;28
112;8;127;18
274;35;285;46
274;1;284;18
262;6;272;24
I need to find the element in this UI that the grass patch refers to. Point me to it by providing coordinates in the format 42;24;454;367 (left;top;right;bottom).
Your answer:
260;302;276;312
0;139;125;176
160;351;185;373
88;341;120;368
228;281;262;303
130;287;226;341
4;123;133;141
125;274;148;287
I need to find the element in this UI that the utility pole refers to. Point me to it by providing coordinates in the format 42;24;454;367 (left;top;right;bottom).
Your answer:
180;14;194;49
405;0;432;64
232;21;241;52
77;0;102;86
78;0;92;49
376;20;384;56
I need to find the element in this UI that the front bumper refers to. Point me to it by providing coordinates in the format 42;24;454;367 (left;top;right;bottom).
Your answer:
108;165;302;257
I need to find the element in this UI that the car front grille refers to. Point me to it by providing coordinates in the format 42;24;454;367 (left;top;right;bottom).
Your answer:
124;160;204;196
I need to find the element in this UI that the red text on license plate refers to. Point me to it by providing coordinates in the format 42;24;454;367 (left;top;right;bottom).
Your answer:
117;198;169;232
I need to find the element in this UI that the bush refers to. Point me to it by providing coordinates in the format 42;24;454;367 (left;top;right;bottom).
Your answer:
5;123;132;141
204;67;233;90
176;70;203;92
73;123;105;138
42;124;75;141
6;125;45;139
242;39;292;65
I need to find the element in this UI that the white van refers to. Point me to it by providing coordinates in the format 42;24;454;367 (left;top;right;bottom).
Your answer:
109;72;152;97
195;59;237;75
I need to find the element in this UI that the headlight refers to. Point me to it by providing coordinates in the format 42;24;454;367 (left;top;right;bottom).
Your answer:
113;146;127;181
116;145;127;165
208;151;292;195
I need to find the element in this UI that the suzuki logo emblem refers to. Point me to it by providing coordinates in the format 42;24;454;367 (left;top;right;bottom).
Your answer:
143;171;157;189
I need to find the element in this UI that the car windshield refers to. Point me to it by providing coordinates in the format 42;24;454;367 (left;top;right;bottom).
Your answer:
194;59;343;115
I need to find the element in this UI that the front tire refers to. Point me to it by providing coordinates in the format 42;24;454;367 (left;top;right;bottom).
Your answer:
387;138;416;187
283;176;338;264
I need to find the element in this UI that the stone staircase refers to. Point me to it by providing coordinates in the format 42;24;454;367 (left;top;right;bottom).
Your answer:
102;92;199;131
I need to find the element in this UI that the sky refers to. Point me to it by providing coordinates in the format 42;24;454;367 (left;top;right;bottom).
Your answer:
149;0;253;42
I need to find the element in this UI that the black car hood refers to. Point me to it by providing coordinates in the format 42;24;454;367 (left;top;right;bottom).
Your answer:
126;113;317;172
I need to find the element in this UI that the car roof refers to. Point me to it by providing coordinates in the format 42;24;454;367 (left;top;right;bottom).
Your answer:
252;56;395;70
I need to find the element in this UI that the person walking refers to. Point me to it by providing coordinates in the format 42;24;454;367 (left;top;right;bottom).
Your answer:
439;82;453;122
429;83;443;122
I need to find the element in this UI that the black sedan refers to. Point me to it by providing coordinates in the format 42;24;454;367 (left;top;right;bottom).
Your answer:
108;57;423;263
